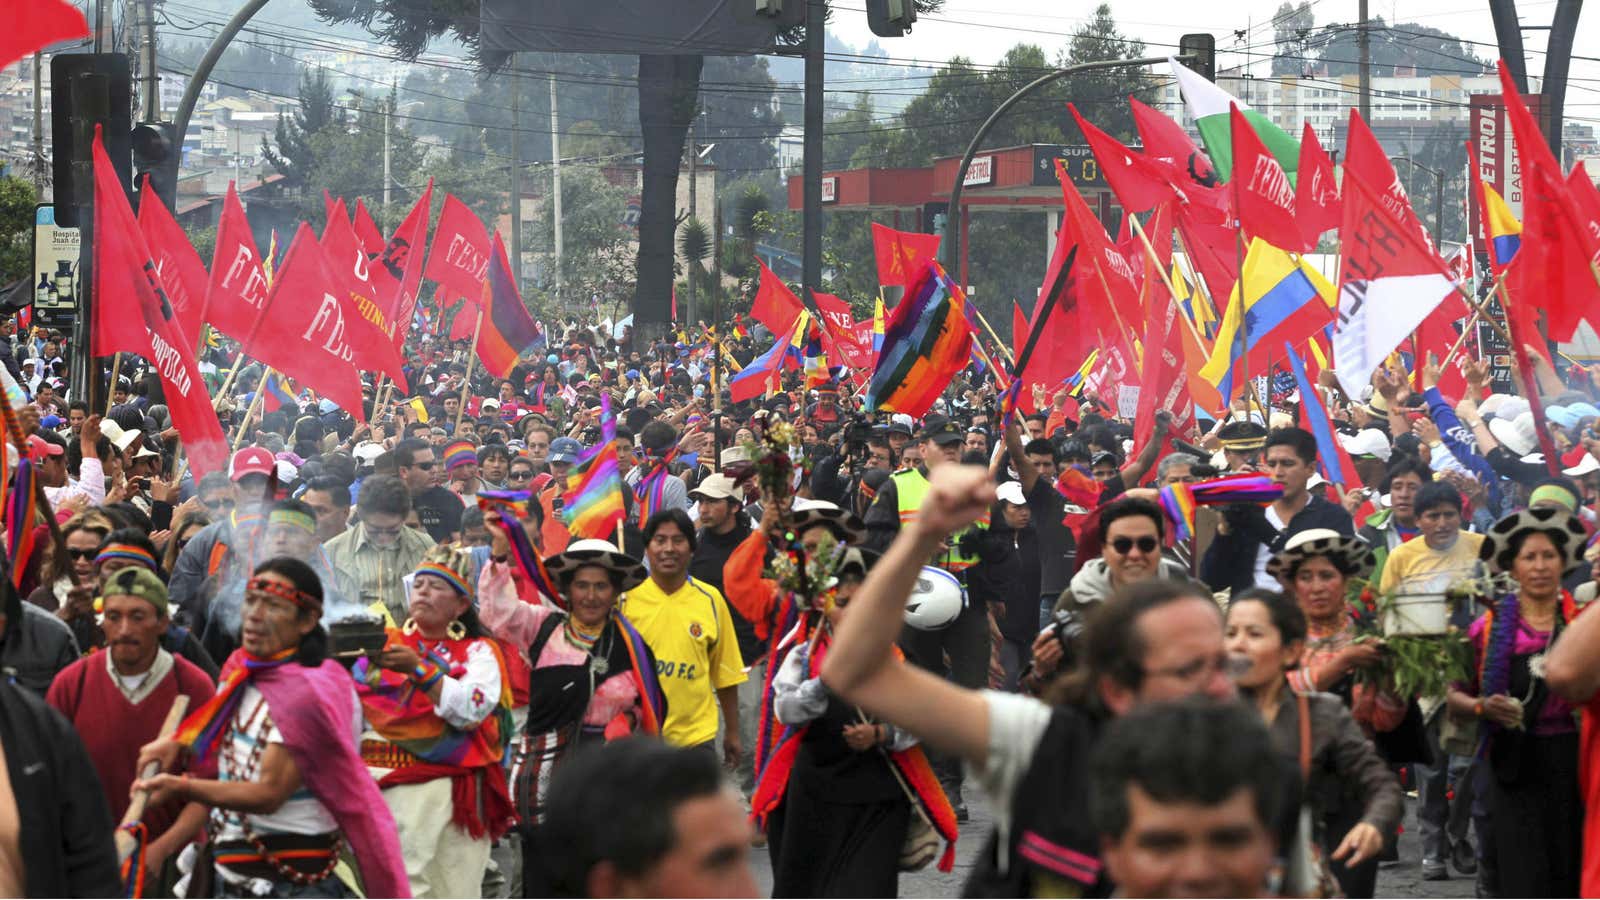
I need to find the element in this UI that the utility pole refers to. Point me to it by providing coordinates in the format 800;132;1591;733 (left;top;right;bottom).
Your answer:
140;0;158;118
549;72;563;302
1357;0;1371;124
31;53;44;189
382;91;392;219
802;0;824;299
509;57;522;284
687;109;699;326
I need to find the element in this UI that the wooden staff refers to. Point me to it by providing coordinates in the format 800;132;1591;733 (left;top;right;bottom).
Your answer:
230;370;271;451
211;347;249;406
967;304;1016;365
1128;215;1216;369
105;353;123;414
115;695;191;864
1437;309;1484;374
456;309;484;435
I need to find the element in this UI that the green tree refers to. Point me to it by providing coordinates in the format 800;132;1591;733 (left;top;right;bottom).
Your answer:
1057;4;1157;143
1310;19;1488;77
1270;2;1317;76
262;68;346;191
0;176;37;288
528;166;632;308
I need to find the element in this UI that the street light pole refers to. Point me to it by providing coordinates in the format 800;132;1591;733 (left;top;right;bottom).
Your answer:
1389;155;1445;247
939;54;1200;274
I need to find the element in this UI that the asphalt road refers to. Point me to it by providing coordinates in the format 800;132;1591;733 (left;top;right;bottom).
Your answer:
752;790;1483;898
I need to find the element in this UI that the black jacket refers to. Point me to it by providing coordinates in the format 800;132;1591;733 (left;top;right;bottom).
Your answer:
1;602;79;696
0;679;119;897
1201;493;1354;596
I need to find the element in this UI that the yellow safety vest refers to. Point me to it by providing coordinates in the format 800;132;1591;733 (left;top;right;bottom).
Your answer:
891;467;989;574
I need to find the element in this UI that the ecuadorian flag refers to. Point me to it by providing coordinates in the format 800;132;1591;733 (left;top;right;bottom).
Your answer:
477;234;543;379
1481;183;1522;270
1200;239;1335;403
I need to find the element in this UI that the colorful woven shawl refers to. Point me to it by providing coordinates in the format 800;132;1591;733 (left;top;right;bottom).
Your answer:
171;648;297;764
354;630;513;767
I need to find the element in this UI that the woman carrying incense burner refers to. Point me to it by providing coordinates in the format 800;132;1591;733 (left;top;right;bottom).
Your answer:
355;545;516;898
1446;506;1590;897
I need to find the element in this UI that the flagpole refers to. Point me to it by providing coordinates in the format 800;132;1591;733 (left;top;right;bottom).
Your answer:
968;305;1016;365
1437;309;1483;374
104;353;122;414
370;372;387;422
1170;227;1220;331
231;369;271;451
456;309;484;435
1128;216;1215;372
212;347;248;405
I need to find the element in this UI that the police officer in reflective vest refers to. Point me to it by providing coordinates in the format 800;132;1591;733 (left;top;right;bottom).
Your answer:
862;416;994;819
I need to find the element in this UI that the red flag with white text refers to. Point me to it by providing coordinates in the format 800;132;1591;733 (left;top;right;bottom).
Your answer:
1294;123;1341;249
91;128;228;478
1230;105;1305;251
423;193;492;305
202;184;270;343
376;180;434;350
242;223;367;421
321;209;408;389
137;177;209;350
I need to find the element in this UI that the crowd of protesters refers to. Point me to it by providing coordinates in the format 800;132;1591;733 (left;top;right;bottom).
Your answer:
4;311;1600;900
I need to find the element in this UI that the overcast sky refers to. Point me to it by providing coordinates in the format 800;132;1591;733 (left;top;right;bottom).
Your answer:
830;0;1600;129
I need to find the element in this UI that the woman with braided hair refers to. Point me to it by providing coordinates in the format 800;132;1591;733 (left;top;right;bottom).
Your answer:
1447;506;1591;897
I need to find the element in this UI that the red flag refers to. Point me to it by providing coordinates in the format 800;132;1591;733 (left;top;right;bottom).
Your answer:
243;223;367;421
1174;209;1238;317
1131;292;1195;466
423;193;492;305
812;292;871;374
1343;110;1433;248
137;177;209;350
202;184;270;343
1059;165;1141;358
1497;62;1600;343
1126;98;1230;221
1230;105;1305;251
750;258;805;336
321;208;408;389
90;127;228;478
1;0;88;72
1071;104;1178;215
1295;123;1341;249
374;180;433;351
353;200;386;255
870;223;940;288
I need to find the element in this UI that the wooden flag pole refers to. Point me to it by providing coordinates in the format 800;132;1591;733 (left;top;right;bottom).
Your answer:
104;353;123;414
456;309;484;435
212;346;249;404
1437;309;1483;375
1128;215;1214;365
968;304;1016;365
231;369;271;451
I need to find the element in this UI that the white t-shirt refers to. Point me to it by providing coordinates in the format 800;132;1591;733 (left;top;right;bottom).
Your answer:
1252;505;1288;590
966;691;1055;876
214;685;359;849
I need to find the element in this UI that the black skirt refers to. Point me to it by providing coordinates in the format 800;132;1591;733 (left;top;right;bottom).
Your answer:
768;785;910;898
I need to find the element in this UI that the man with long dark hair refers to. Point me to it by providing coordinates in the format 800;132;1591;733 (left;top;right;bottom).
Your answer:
134;557;409;898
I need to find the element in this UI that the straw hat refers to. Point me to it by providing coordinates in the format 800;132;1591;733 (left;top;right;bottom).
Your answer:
1266;528;1377;582
544;539;649;592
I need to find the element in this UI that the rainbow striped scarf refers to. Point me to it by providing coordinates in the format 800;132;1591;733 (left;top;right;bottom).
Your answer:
633;445;679;524
171;648;297;764
354;630;513;767
613;611;667;735
5;459;37;588
478;490;562;604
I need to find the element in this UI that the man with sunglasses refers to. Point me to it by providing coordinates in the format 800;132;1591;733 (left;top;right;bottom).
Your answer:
394;437;464;543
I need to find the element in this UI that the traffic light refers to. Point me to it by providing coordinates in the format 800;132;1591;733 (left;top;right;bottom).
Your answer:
866;0;916;37
733;0;805;28
1179;33;1217;82
50;53;132;228
131;122;177;212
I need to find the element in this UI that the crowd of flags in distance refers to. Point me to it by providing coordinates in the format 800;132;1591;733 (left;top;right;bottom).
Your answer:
61;35;1600;493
